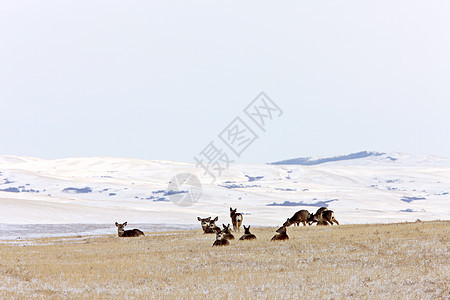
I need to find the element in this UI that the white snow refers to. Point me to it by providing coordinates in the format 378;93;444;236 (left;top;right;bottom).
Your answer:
0;152;449;239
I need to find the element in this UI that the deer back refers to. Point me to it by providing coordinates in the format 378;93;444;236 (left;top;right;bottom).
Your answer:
239;225;256;240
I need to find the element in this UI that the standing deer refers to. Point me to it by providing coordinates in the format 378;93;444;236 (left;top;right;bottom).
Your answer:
222;224;235;240
212;228;230;247
315;207;328;216
115;222;145;237
309;207;329;225
312;208;339;225
271;225;289;241
283;209;314;227
230;207;243;232
239;225;256;240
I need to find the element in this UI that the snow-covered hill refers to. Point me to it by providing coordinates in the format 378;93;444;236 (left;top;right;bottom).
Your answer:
0;152;449;238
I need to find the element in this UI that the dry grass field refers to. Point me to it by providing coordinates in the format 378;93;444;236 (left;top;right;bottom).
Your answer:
0;221;448;299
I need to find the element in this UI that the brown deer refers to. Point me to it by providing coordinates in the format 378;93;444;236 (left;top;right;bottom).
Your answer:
230;207;243;232
197;216;217;234
271;225;289;241
208;216;221;233
312;208;339;225
309;207;329;225
222;224;235;240
115;222;145;237
239;225;256;240
212;228;230;247
198;216;211;233
283;209;314;227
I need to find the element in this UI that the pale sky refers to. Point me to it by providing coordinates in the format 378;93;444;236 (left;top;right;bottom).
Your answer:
1;1;449;163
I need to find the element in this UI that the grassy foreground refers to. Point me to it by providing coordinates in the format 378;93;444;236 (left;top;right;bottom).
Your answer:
0;221;448;299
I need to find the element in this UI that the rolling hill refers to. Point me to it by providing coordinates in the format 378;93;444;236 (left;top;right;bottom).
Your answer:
0;152;449;238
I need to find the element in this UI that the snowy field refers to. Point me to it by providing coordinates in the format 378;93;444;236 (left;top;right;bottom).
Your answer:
0;152;449;240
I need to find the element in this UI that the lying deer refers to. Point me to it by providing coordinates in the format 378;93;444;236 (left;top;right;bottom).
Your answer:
239;225;256;240
271;225;289;241
197;216;217;234
283;209;314;227
312;208;339;225
212;228;230;247
208;216;221;233
230;207;243;232
197;216;211;233
222;224;235;240
115;222;145;237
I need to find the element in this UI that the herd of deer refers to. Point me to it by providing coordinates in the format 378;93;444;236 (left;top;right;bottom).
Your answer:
114;206;339;245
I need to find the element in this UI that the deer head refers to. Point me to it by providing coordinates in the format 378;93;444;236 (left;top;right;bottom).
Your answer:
115;222;127;229
230;207;237;216
283;218;292;227
197;217;211;229
222;223;232;234
208;216;219;230
276;226;287;234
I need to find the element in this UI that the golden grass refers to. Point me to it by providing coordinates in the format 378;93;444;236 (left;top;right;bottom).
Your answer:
0;221;448;299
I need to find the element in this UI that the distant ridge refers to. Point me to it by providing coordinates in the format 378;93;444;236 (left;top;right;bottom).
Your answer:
270;151;385;166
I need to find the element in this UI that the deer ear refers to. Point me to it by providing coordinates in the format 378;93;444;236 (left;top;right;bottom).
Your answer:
214;216;218;222
206;217;211;221
230;207;232;211
124;222;127;226
197;217;201;221
115;222;118;227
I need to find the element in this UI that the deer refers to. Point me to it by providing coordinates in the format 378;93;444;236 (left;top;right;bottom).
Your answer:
221;224;235;240
197;216;210;231
271;225;289;241
212;228;230;247
230;207;243;232
115;222;145;237
197;217;214;233
208;216;221;233
239;225;256;240
308;207;329;226
312;208;339;225
283;209;314;227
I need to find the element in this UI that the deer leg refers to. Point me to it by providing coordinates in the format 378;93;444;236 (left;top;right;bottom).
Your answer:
333;218;339;225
